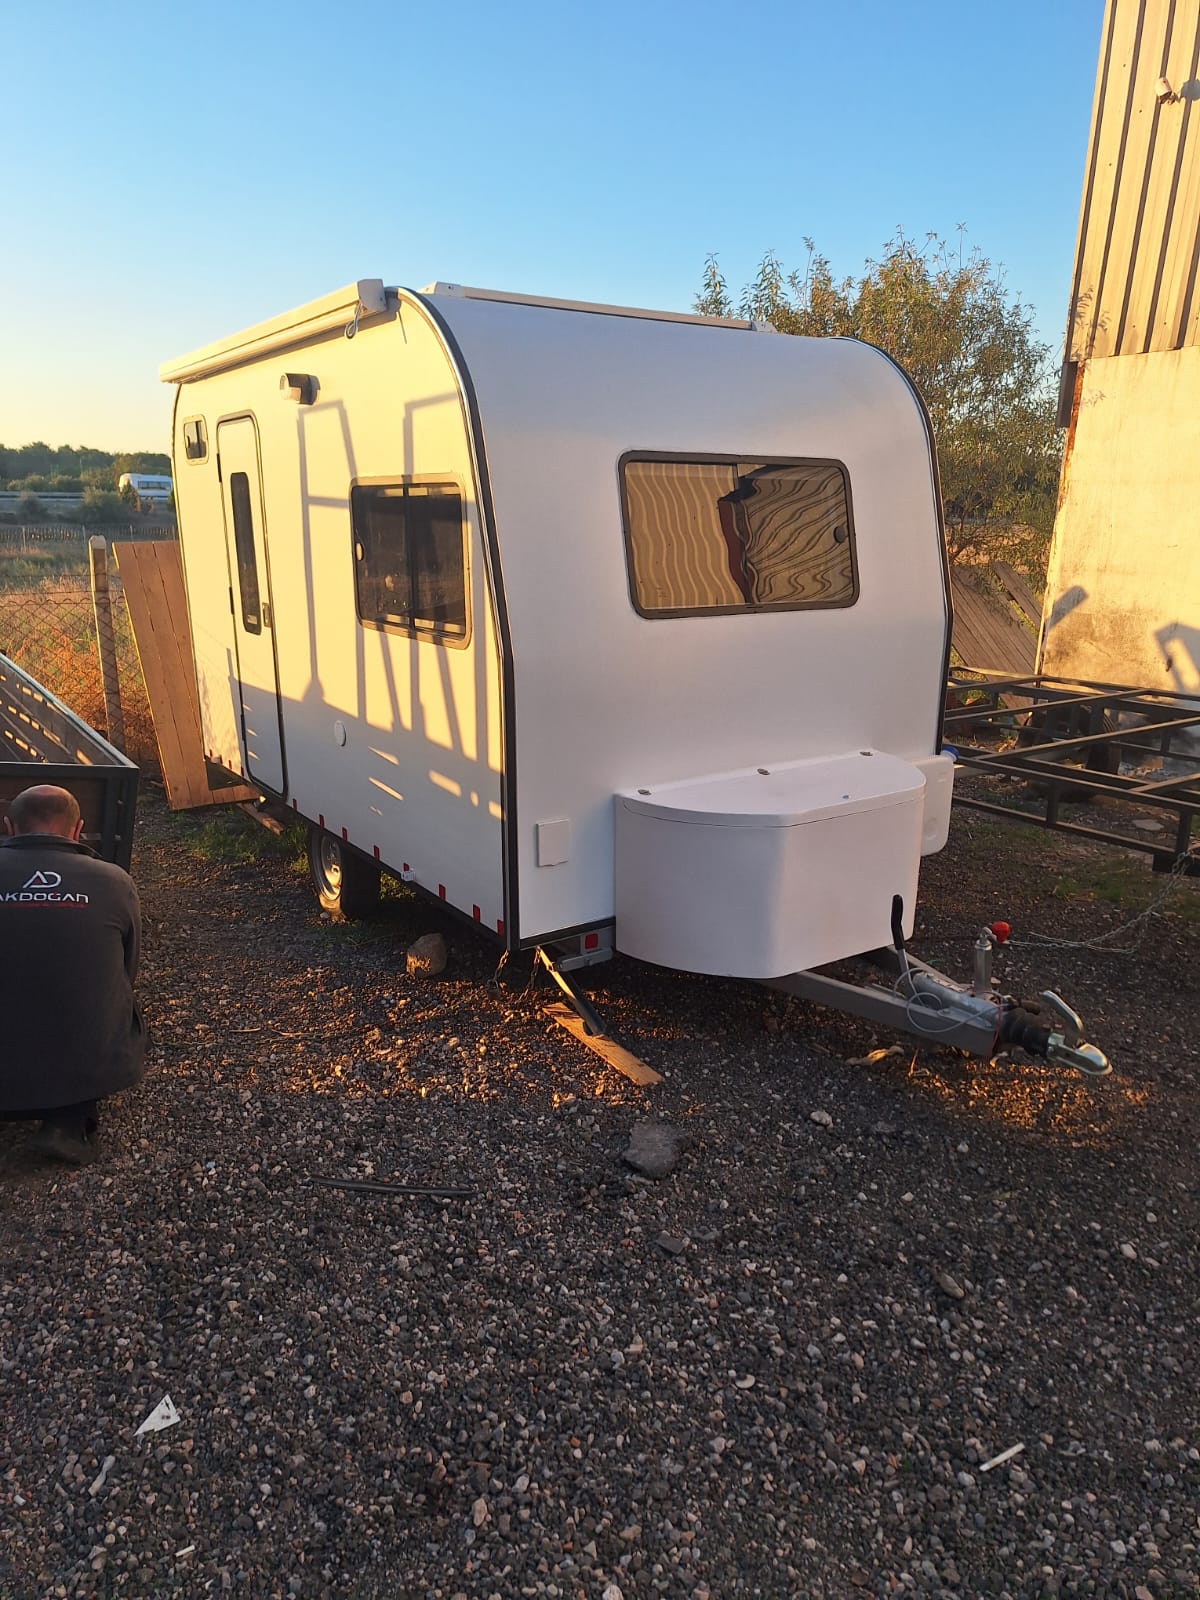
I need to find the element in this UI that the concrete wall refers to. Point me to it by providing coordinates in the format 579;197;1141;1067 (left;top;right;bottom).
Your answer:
1040;344;1200;693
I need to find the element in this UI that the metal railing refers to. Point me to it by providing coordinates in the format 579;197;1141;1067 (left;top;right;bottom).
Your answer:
0;524;177;546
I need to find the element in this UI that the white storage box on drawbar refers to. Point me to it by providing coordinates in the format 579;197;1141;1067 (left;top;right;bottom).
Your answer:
614;750;926;979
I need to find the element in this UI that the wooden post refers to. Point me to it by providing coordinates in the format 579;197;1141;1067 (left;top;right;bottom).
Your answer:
89;534;125;749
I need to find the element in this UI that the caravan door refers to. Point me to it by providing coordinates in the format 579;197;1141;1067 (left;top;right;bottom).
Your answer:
217;417;286;794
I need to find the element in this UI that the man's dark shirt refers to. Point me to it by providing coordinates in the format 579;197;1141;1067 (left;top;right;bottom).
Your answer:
0;834;145;1111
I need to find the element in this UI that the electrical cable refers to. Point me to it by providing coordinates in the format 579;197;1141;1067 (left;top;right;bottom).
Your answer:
891;970;984;1038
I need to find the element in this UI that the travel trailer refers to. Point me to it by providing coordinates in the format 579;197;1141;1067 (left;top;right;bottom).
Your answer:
161;279;1107;1076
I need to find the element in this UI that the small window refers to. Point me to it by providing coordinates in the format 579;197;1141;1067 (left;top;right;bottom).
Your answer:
183;417;208;461
351;482;468;644
621;455;857;617
229;471;262;633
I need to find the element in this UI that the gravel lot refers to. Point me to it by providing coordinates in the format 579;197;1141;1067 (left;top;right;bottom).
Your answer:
2;784;1198;1599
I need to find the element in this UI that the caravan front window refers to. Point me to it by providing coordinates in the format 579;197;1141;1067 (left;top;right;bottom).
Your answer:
620;454;857;617
351;482;468;644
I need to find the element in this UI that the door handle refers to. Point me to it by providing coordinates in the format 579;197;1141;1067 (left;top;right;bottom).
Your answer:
262;601;272;629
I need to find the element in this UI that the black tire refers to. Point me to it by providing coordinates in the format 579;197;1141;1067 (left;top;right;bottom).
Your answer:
307;826;381;921
1019;705;1120;800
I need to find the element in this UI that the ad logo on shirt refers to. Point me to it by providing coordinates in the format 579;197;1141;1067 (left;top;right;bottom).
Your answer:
1;868;90;905
23;870;62;889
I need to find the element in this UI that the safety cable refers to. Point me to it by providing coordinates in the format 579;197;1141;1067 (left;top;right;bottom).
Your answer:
1007;848;1197;956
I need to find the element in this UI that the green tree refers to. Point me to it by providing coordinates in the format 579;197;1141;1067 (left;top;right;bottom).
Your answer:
696;232;1060;574
112;450;170;479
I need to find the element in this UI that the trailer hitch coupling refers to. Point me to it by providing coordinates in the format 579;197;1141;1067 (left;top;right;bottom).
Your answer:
996;990;1110;1076
1036;991;1110;1078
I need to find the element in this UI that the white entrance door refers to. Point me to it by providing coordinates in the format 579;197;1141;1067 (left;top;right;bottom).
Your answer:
217;418;285;793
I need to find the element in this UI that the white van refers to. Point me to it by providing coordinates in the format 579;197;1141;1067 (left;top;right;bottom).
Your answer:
117;472;173;502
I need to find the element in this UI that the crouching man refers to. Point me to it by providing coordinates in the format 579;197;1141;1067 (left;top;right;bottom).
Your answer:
0;784;145;1164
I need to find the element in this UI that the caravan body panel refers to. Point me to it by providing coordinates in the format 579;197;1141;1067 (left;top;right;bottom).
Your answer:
425;293;949;949
170;295;507;934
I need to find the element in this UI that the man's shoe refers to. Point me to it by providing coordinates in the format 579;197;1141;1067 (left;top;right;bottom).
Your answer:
31;1119;99;1166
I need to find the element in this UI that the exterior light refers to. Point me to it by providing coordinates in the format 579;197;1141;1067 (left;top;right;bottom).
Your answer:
280;373;318;405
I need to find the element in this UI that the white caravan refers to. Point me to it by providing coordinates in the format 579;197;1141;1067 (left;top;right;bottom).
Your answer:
162;279;1107;1075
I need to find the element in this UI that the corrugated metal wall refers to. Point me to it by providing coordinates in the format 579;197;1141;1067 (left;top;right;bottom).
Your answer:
1066;0;1200;362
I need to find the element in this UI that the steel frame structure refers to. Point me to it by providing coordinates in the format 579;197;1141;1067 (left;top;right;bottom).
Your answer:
945;670;1200;874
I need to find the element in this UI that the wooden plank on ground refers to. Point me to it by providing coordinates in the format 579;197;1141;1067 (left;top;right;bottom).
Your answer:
543;1000;663;1087
114;541;258;810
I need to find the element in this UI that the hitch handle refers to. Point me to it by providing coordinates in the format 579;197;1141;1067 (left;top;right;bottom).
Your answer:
890;893;912;986
890;894;905;954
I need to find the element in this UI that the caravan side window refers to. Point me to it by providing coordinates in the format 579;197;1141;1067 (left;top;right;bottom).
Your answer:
229;471;262;634
351;482;469;645
620;454;857;618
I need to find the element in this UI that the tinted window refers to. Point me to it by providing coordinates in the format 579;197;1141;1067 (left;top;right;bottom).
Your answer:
621;456;857;616
229;471;262;633
351;483;468;642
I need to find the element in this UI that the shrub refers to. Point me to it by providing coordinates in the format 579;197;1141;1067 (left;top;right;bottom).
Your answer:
78;488;125;525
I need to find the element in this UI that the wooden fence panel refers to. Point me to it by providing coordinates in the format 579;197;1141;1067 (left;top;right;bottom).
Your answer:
991;561;1043;629
114;540;257;810
950;569;1038;676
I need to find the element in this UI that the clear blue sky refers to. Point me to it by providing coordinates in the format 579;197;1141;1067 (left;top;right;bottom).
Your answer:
1;0;1102;454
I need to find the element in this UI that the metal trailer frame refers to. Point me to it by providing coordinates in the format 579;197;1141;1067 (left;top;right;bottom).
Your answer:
944;669;1200;875
0;652;140;869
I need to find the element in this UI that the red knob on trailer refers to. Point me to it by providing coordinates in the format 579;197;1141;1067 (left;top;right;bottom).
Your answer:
990;921;1011;944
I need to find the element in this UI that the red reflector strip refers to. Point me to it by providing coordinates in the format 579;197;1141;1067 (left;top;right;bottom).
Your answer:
373;845;380;860
584;932;599;950
403;863;410;873
472;905;481;921
341;827;348;841
292;798;298;809
319;814;325;829
438;884;446;900
496;919;505;936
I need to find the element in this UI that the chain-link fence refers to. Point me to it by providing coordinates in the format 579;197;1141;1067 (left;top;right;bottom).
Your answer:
0;575;157;764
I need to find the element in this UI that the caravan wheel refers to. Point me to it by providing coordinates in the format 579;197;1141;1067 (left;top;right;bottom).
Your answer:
308;826;381;921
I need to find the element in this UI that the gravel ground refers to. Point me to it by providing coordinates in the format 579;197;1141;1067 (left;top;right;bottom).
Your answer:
1;783;1198;1600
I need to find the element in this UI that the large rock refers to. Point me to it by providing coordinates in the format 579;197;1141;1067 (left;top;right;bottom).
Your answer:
406;932;448;976
622;1121;687;1179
